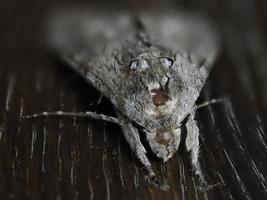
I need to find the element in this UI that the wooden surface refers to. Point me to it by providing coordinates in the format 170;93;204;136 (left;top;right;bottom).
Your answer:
1;0;267;199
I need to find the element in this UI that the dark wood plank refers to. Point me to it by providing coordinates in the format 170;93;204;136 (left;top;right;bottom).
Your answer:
1;0;267;199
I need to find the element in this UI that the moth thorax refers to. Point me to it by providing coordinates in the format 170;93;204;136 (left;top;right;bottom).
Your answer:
155;127;174;146
150;88;169;107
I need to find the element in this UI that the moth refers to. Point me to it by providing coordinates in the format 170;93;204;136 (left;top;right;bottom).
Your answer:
25;7;220;189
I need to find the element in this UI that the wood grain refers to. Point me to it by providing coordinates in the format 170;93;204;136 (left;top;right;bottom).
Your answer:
1;0;267;199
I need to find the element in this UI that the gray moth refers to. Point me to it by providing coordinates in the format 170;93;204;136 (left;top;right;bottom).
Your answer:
26;7;220;189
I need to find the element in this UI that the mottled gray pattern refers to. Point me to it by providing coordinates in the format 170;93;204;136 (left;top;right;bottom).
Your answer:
45;8;219;189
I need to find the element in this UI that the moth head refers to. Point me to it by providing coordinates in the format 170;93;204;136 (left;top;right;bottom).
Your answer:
146;127;181;162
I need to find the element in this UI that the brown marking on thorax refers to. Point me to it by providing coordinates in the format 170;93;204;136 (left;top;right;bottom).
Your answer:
151;88;169;107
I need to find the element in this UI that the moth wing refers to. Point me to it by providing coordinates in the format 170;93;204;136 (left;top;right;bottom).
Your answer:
139;11;219;71
47;7;135;55
46;8;135;99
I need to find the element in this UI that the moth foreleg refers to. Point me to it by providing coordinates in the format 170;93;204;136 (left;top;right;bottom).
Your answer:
117;112;151;169
185;112;206;185
196;98;225;110
117;112;168;190
23;111;119;124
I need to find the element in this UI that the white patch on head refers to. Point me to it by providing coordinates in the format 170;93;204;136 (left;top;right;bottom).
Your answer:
140;60;149;70
147;82;160;91
161;76;169;86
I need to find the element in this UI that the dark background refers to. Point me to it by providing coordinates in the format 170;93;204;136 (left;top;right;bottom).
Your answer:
1;0;267;199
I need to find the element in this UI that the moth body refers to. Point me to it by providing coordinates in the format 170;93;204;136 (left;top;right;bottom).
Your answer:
45;8;219;188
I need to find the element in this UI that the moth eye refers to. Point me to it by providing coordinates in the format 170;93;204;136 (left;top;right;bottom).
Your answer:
159;57;173;68
129;59;139;70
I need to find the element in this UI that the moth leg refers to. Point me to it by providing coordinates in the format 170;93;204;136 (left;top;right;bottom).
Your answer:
185;112;206;186
22;111;119;124
196;98;225;110
117;112;168;190
117;113;151;170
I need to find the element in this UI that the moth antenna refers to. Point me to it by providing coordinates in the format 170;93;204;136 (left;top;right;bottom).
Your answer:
133;16;145;32
133;17;151;47
136;32;151;47
196;98;226;110
22;111;119;124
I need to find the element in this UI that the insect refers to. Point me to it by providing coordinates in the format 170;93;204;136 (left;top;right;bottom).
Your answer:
24;8;221;189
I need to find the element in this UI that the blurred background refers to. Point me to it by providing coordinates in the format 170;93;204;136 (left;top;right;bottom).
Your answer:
1;0;267;199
